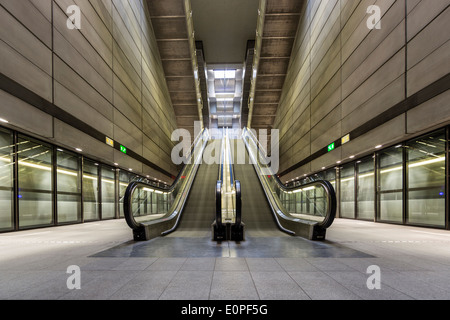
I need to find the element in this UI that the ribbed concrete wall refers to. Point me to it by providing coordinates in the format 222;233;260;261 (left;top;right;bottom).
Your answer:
0;0;179;181
274;0;450;181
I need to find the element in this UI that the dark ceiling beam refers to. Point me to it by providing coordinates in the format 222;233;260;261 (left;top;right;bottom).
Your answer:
250;0;303;131
146;0;201;137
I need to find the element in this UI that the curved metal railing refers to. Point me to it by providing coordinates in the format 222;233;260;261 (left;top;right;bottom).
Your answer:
242;127;337;239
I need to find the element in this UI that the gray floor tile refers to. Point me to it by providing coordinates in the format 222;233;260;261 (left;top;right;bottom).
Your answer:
108;271;177;300
181;258;216;271
325;271;413;300
251;271;310;300
246;258;284;272
59;271;136;300
0;271;63;299
215;258;248;271
146;258;187;271
8;273;71;300
113;258;158;271
159;271;213;300
289;271;362;300
305;258;358;271
275;258;319;272
210;271;259;300
83;258;132;271
381;271;450;300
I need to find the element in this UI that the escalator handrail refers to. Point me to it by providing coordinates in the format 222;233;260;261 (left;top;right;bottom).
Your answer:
124;129;208;231
166;128;208;193
215;136;225;230
234;180;242;228
215;180;222;227
215;134;241;232
243;127;337;229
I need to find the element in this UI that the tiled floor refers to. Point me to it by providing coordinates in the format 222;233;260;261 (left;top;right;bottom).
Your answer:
1;219;450;300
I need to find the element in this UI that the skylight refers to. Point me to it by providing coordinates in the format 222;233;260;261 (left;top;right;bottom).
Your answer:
214;69;236;79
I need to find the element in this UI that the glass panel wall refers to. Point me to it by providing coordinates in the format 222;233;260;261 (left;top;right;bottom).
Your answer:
378;145;404;222
56;149;81;224
340;163;355;218
119;171;131;218
101;165;116;219
83;160;99;221
17;135;53;228
0;129;13;231
407;130;446;227
357;157;375;220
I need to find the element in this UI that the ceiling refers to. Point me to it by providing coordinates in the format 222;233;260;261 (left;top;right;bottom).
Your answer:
250;0;303;134
146;0;200;139
190;0;259;65
146;0;303;135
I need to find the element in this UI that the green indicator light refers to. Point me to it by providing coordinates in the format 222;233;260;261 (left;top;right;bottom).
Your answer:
327;143;335;152
120;145;127;154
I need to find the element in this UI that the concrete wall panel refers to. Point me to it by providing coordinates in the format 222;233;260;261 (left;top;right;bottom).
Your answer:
274;0;450;181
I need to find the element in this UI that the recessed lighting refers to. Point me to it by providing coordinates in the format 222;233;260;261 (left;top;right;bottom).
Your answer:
349;155;355;159
57;148;63;152
322;167;326;170
0;118;8;123
75;148;82;152
375;145;383;149
337;161;342;164
114;163;119;166
94;163;99;166
129;168;133;171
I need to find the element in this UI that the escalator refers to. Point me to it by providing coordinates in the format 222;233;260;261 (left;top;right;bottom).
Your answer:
123;130;215;241
176;145;219;233
235;128;337;240
123;127;336;242
124;130;232;242
232;139;279;236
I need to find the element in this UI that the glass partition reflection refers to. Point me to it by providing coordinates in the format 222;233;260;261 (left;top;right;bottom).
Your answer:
17;135;53;228
56;149;81;224
101;166;116;220
0;129;13;231
378;145;403;222
83;160;99;221
357;157;375;220
407;130;446;227
340;163;355;219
